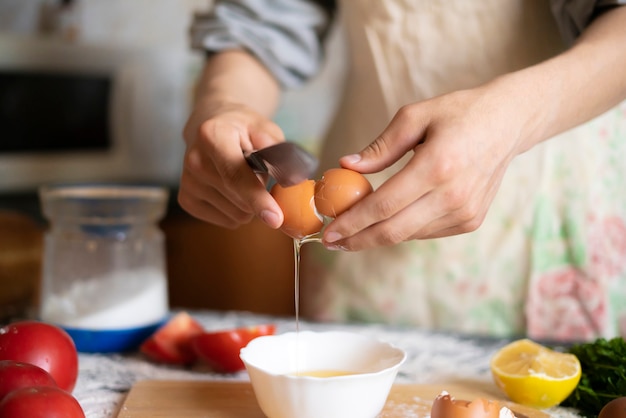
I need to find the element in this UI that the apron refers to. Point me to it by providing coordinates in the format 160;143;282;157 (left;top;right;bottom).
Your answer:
300;0;626;340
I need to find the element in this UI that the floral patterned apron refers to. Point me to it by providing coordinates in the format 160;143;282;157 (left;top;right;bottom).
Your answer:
300;0;626;341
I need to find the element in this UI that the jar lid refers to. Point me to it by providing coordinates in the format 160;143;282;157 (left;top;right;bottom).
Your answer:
39;184;169;224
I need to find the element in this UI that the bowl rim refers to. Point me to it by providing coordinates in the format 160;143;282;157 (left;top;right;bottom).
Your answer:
240;330;407;380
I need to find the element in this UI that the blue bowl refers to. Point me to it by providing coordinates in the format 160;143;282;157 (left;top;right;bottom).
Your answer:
62;321;165;353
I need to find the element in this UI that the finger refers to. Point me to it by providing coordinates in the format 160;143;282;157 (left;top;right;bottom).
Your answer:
181;145;257;223
200;125;285;226
178;168;254;227
323;140;457;244
181;136;265;218
323;158;499;250
322;185;469;251
179;193;255;228
211;154;284;227
249;120;286;150
183;145;250;214
416;170;503;239
185;137;281;229
339;104;430;173
334;166;501;250
322;189;439;251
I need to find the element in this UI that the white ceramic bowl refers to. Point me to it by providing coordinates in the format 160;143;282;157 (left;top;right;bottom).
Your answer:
240;330;406;418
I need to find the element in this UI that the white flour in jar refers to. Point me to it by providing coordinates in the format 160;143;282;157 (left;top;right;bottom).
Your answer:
41;267;168;329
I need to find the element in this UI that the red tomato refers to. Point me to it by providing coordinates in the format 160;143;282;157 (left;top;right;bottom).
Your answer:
0;321;78;393
191;324;276;373
139;312;204;365
0;386;85;418
0;360;58;401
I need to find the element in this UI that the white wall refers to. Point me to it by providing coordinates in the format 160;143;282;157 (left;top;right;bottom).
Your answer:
0;0;210;46
0;0;345;187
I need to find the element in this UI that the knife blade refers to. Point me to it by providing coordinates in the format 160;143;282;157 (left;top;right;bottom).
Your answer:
244;142;319;187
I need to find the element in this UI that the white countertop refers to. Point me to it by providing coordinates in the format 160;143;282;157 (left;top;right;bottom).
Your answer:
73;310;583;418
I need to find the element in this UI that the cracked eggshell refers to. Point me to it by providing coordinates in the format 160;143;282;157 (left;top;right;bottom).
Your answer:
430;392;501;418
271;180;323;239
314;168;373;218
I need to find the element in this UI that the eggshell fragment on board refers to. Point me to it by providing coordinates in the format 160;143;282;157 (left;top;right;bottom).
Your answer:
598;396;626;418
430;391;505;418
314;168;373;218
270;180;323;239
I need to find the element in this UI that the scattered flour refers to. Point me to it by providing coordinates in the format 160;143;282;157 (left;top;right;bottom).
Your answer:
380;399;427;417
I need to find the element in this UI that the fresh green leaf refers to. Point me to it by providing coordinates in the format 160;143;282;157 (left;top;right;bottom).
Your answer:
561;337;626;418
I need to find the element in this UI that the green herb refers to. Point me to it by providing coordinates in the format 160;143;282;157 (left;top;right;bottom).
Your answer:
560;337;626;418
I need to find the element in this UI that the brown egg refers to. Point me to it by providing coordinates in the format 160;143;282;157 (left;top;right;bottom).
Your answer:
270;180;323;239
599;397;626;418
430;392;504;418
314;168;373;218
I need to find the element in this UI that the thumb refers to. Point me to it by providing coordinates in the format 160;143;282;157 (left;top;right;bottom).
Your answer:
339;108;428;173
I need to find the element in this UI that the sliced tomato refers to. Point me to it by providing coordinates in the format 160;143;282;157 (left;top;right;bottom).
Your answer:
139;312;204;365
191;324;276;373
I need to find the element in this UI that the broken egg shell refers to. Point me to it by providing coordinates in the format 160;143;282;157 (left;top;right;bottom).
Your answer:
270;180;323;239
430;392;501;418
598;396;626;418
314;168;373;218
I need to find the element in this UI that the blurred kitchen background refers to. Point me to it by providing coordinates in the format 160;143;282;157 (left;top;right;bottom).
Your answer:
0;0;346;321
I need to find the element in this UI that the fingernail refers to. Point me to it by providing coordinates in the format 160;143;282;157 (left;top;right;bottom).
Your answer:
260;210;280;228
324;231;342;243
325;243;349;251
342;154;361;164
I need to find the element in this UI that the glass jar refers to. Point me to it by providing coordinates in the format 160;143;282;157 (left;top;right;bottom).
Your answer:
39;184;169;353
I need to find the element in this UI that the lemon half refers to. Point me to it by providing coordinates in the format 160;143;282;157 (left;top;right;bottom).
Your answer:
490;339;581;409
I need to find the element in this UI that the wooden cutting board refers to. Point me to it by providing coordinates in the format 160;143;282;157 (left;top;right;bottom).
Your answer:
116;379;549;418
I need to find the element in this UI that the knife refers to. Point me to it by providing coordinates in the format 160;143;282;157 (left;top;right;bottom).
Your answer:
244;142;319;187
